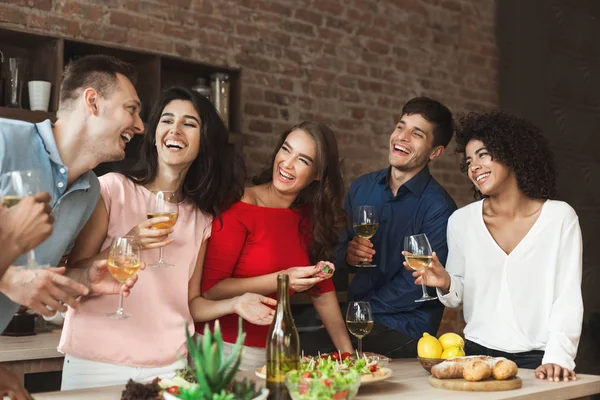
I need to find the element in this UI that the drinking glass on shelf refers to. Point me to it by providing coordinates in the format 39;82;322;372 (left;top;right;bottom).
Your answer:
404;233;437;302
352;205;379;267
106;236;141;320
147;190;179;268
0;170;47;268
345;301;374;356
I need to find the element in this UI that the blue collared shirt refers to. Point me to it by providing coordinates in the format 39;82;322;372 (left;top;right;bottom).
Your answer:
0;118;100;331
336;166;457;339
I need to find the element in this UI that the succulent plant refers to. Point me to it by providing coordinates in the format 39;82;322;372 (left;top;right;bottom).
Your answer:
174;317;261;400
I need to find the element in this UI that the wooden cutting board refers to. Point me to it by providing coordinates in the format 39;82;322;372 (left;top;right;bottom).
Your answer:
429;375;522;391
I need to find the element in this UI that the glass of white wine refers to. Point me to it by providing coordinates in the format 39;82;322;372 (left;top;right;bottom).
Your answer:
106;236;141;320
346;301;374;356
352;205;379;267
0;170;47;268
147;190;179;268
404;233;437;302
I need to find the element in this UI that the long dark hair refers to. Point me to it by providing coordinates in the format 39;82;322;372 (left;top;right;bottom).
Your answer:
253;121;346;263
125;86;245;218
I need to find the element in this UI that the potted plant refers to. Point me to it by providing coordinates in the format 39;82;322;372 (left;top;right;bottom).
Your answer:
163;318;268;400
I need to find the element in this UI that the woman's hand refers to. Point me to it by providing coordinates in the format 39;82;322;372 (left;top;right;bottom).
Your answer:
402;251;451;291
285;265;326;292
535;363;577;382
126;217;174;249
232;293;277;325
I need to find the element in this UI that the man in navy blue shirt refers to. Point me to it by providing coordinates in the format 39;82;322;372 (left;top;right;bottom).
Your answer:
340;97;457;358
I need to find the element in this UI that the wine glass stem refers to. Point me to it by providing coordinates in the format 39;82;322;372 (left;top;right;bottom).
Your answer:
358;338;363;355
27;250;37;269
157;247;165;263
421;277;429;298
116;292;125;315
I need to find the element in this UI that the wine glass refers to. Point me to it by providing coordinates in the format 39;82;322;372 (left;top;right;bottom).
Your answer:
404;233;437;302
106;236;141;320
147;190;179;268
345;301;374;357
0;170;47;268
352;205;379;267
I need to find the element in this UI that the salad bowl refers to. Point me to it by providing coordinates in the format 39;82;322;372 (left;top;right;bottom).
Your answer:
285;370;361;400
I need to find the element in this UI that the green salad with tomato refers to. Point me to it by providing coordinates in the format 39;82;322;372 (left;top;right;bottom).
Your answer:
285;357;362;400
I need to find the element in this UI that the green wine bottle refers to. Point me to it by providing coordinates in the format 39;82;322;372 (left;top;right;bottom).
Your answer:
266;274;300;400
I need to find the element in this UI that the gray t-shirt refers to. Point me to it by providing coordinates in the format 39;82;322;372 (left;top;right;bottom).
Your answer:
0;118;99;331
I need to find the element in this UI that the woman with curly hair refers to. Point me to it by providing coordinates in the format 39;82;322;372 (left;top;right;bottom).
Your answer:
405;111;583;381
200;121;353;369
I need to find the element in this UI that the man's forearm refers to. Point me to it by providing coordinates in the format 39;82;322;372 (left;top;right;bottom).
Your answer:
0;228;26;279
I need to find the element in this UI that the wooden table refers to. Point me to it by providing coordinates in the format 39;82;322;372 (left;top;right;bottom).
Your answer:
35;359;600;399
0;331;64;384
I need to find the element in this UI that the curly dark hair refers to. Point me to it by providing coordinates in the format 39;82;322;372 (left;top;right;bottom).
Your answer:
125;86;245;219
252;121;346;263
455;111;556;199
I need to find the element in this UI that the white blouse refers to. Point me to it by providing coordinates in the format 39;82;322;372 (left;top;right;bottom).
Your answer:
438;199;583;370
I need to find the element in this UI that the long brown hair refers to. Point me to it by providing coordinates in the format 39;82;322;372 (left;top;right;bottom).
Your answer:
253;121;346;263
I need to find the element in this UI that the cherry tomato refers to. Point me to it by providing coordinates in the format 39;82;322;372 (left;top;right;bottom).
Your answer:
369;364;377;372
341;352;352;361
333;391;349;399
330;352;340;361
300;371;313;379
167;386;180;395
322;379;333;387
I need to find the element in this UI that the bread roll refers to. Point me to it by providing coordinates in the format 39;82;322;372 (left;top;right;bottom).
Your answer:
463;360;492;382
492;359;518;380
430;356;493;379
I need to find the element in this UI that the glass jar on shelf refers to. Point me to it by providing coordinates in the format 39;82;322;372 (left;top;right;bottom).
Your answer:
191;77;211;102
210;72;230;128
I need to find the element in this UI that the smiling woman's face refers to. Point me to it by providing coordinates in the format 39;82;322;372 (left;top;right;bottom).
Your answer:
271;129;319;196
155;99;201;168
465;139;513;196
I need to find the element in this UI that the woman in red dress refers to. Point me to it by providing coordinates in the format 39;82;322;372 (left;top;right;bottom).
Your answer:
196;121;353;369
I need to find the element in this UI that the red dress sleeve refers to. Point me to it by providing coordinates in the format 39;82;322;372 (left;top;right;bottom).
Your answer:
201;206;247;293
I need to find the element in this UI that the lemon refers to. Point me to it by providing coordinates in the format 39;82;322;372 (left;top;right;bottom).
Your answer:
438;333;465;350
441;346;465;360
417;332;443;358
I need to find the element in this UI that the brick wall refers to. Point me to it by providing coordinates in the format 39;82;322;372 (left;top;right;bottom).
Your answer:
0;0;499;335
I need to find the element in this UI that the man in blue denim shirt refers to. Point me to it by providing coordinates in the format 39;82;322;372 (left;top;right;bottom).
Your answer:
340;97;457;358
0;55;144;335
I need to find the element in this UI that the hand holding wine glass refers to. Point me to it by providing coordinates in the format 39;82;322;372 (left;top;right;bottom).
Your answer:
346;301;374;356
1;192;53;258
351;205;379;267
126;217;175;250
403;251;451;292
147;190;179;268
106;236;141;320
0;170;48;268
403;233;437;302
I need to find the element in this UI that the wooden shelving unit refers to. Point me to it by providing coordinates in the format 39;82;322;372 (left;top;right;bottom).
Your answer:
0;27;244;176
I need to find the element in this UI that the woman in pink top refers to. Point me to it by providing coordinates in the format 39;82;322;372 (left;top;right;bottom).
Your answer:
59;87;276;390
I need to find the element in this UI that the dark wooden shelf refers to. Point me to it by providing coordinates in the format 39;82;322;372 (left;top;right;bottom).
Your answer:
0;107;55;123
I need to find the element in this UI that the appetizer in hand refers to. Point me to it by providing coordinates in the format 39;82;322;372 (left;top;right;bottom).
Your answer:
315;261;335;278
